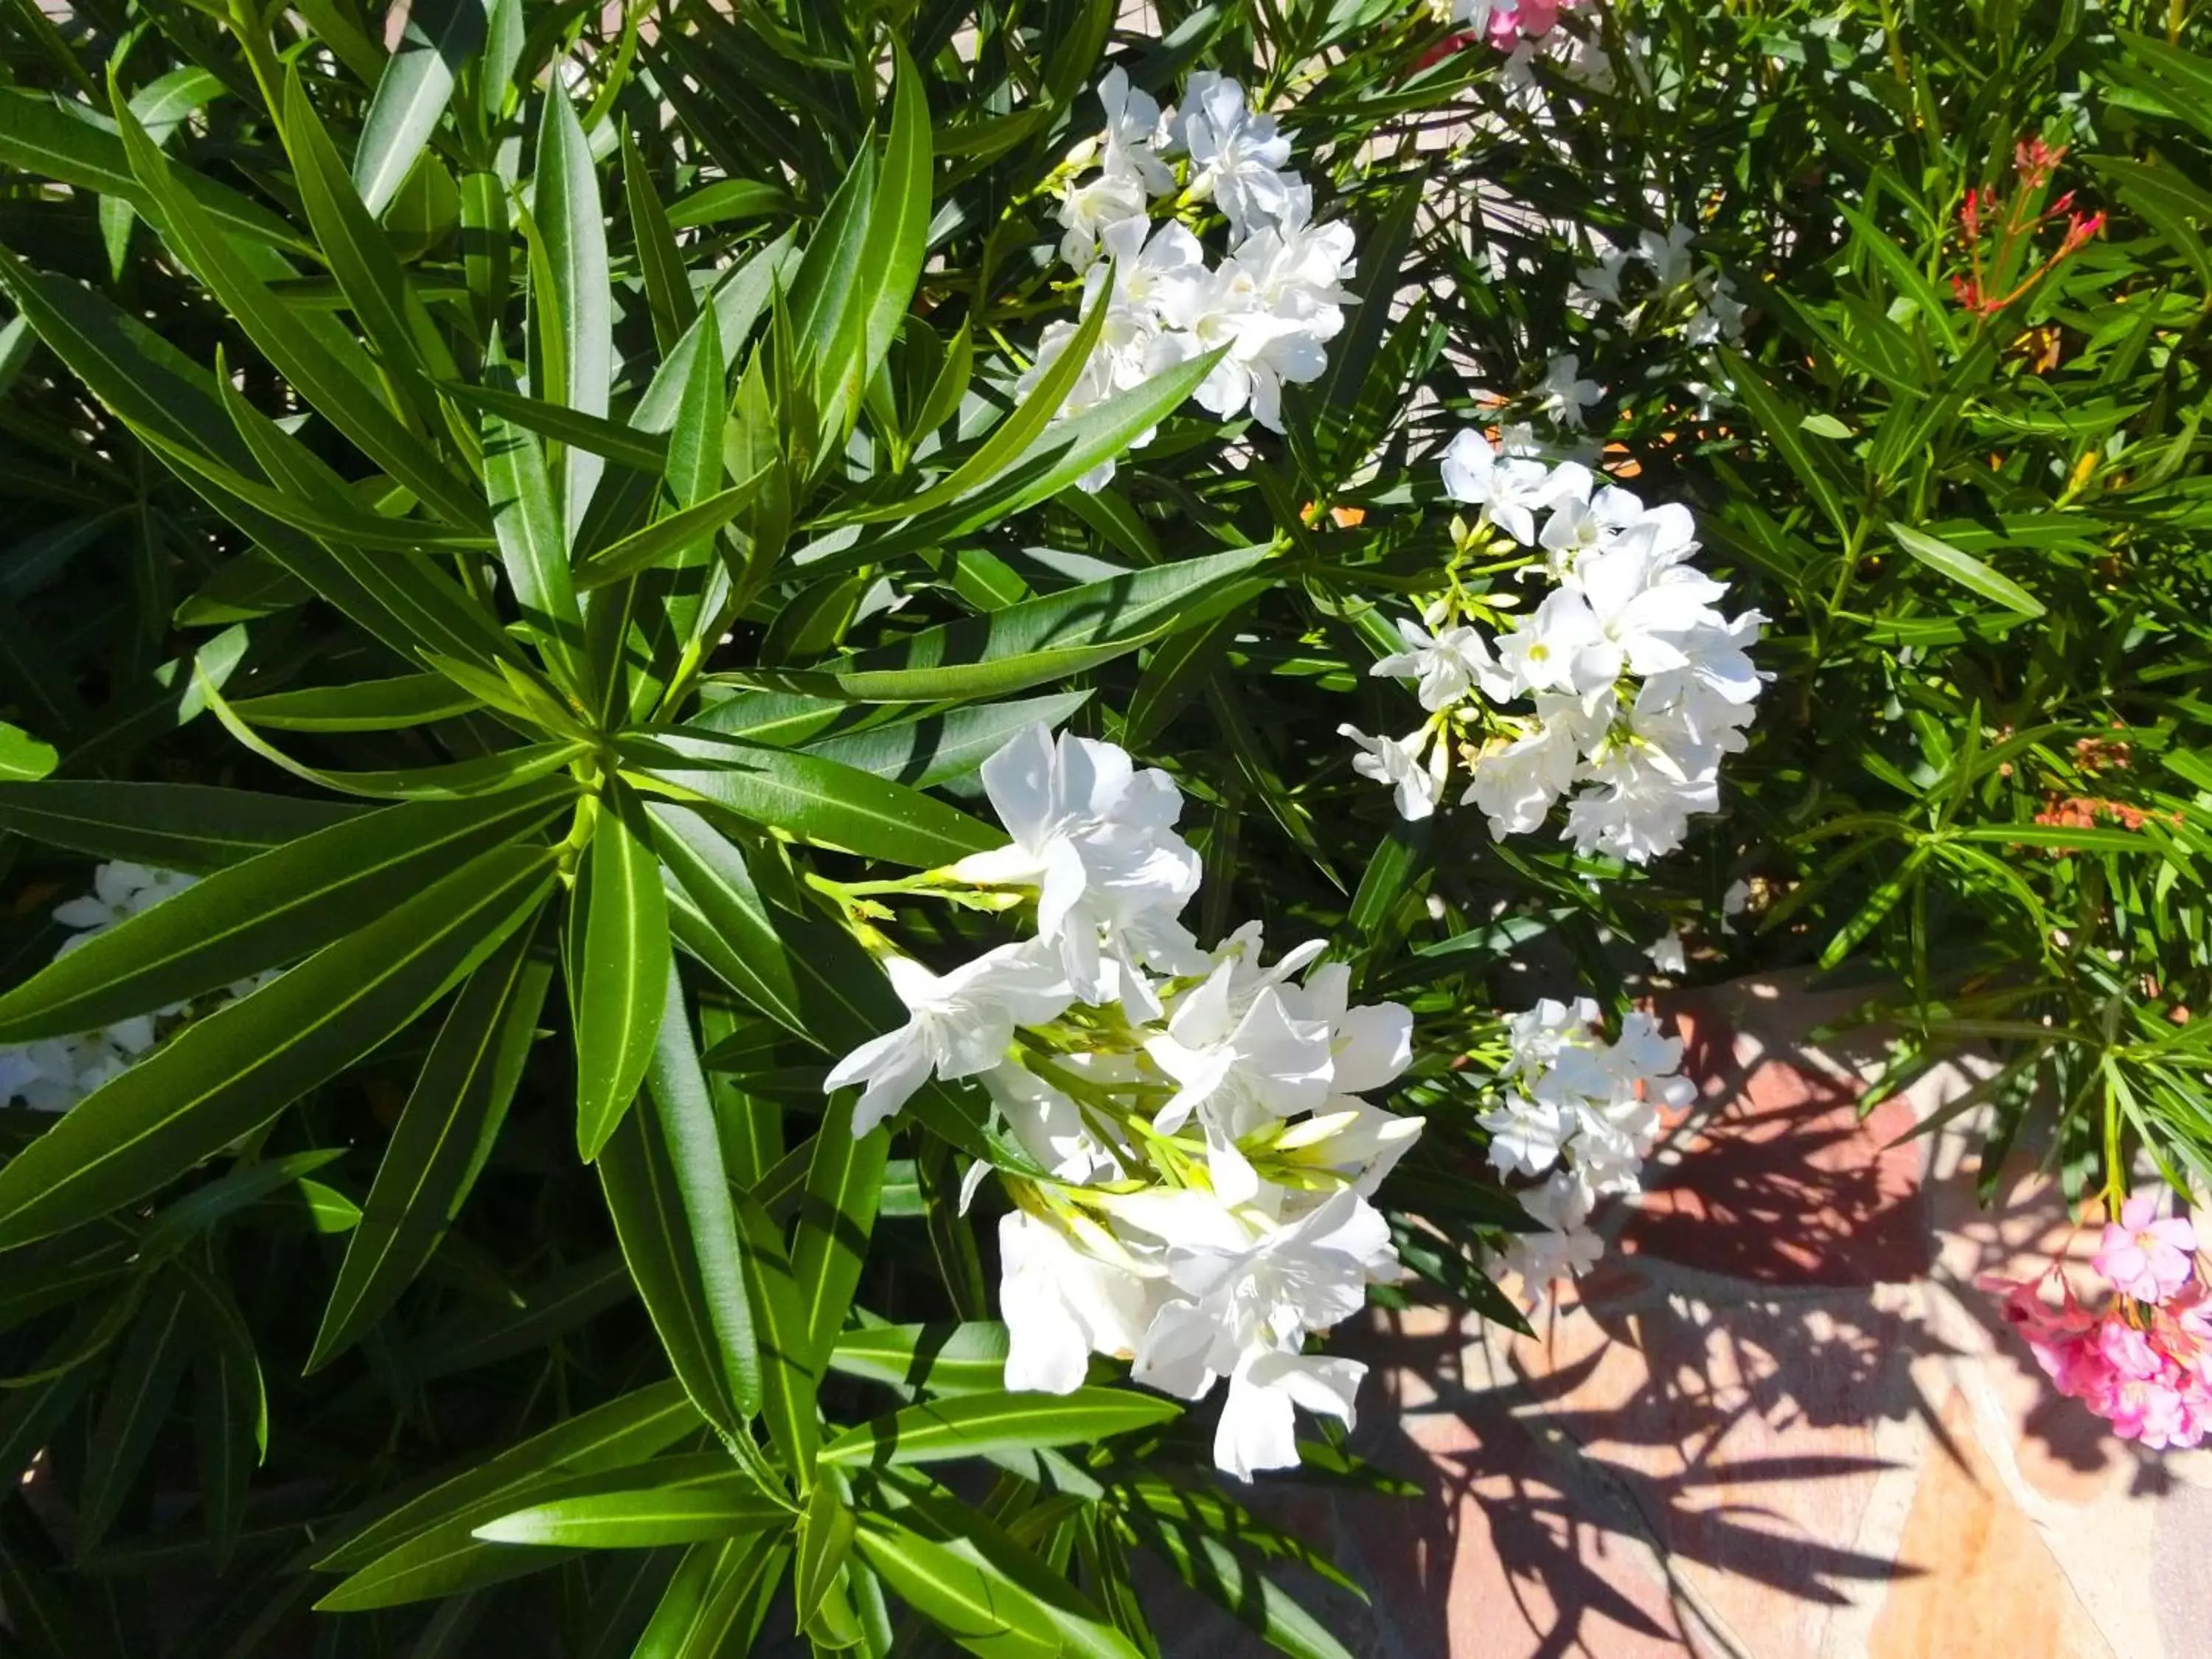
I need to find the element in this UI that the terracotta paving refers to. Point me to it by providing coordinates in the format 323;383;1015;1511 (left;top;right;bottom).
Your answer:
1161;973;2212;1658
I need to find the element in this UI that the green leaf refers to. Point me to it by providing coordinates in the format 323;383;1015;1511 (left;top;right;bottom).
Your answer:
0;720;58;782
189;1269;266;1571
1123;1510;1353;1659
0;781;361;872
793;1479;858;1632
307;919;552;1371
570;779;672;1160
624;128;697;354
284;69;454;434
441;380;670;473
537;78;613;540
846;42;932;422
820;1388;1178;1471
726;546;1273;703
0;88;309;254
574;473;771;591
316;1380;700;1572
353;0;486;215
633;1533;789;1658
1717;350;1852;540
642;961;764;1416
0;844;557;1251
1890;522;2047;617
853;1518;1062;1658
637;736;1001;867
0;782;573;1043
733;1189;821;1481
793;1089;888;1375
78;1281;195;1554
666;178;790;230
112;93;487;529
802;693;1092;787
827;1324;1009;1397
482;369;591;696
473;1478;785;1549
829;268;1121;529
229;674;482;732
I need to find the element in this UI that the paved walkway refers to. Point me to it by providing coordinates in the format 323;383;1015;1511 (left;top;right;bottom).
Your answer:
1166;974;2212;1658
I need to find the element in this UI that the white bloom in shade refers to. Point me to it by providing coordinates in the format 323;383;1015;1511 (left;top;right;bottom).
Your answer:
1169;72;1295;236
1522;1162;1598;1234
1723;877;1753;919
1500;1220;1604;1299
1000;1209;1159;1394
1637;221;1697;289
1439;428;1559;547
1572;236;1632;309
1686;271;1747;345
1371;617;1495;712
953;726;1205;1009
1644;927;1688;975
1478;1092;1571;1178
824;944;1074;1133
54;863;195;940
1340;724;1440;821
1535;354;1604;430
1214;1350;1366;1481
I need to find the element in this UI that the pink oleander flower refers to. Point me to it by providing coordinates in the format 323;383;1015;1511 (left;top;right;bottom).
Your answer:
1978;1265;2212;1451
2093;1194;2198;1306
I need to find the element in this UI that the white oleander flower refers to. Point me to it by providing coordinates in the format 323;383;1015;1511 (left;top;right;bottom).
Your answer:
981;1060;1124;1186
1479;1092;1572;1178
1644;927;1688;975
1371;617;1496;712
52;862;195;942
1638;221;1698;290
1132;1189;1399;1478
823;943;1075;1133
1558;540;1732;691
1439;428;1561;547
1572;235;1632;309
1340;724;1441;821
1169;72;1295;237
952;725;1206;1012
1535;353;1604;430
1489;587;1608;699
1096;66;1175;195
1460;696;1595;836
1000;1208;1160;1394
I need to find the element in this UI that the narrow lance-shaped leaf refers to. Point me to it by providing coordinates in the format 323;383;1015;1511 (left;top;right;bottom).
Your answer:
308;917;554;1371
111;88;487;529
569;778;673;1160
0;781;361;872
0;844;558;1251
817;1388;1180;1470
644;962;764;1416
536;76;612;542
482;353;591;698
354;0;487;215
77;1278;195;1555
792;1089;888;1374
598;1085;745;1440
0;780;574;1043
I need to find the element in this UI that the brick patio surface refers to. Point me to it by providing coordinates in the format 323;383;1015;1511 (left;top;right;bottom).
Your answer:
1163;972;2212;1658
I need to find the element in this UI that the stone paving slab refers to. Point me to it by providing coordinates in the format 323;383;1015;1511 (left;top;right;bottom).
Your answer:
1168;973;2212;1659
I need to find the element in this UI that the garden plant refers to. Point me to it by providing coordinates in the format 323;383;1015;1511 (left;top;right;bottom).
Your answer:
0;0;2208;1652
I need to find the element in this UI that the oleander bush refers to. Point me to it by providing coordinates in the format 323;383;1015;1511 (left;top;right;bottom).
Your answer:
0;0;2207;1652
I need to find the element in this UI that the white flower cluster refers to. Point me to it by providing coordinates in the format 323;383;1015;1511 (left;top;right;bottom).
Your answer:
0;862;197;1112
1340;430;1765;863
1571;220;1747;350
1481;997;1692;1307
1025;69;1357;487
822;724;1422;1480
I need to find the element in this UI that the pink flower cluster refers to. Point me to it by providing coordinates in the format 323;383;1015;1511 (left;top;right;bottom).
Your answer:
1980;1195;2211;1450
